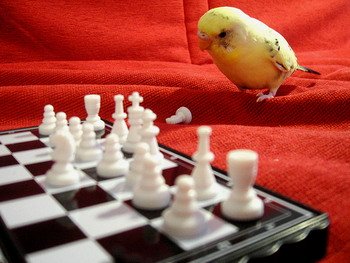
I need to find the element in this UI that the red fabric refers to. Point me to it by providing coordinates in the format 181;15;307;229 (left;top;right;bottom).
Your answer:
0;0;349;261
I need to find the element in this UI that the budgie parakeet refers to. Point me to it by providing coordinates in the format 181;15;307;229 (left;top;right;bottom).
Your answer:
197;7;320;102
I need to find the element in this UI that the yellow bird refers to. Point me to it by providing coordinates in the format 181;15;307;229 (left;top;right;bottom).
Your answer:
197;7;320;102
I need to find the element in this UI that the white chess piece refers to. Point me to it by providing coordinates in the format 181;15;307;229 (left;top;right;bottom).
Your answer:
123;92;144;153
221;149;264;221
162;175;207;238
111;94;129;145
46;130;80;186
125;143;150;188
49;112;69;146
39;104;56;135
140;109;163;163
76;122;103;162
191;126;218;200
96;134;129;178
84;94;105;131
132;155;170;210
69;116;83;146
166;107;192;125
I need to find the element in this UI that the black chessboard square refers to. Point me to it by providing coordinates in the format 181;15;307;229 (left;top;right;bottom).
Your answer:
0;180;44;202
124;199;171;220
82;167;126;182
53;185;115;211
0;155;19;167
98;225;183;263
25;161;54;176
5;140;47;153
11;216;86;254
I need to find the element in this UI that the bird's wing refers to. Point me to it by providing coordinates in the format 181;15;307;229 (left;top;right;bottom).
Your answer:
249;18;298;73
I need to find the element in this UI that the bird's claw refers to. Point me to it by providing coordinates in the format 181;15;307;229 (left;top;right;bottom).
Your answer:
256;92;275;102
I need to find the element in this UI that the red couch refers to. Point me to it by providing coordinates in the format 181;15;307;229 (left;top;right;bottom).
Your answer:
0;0;349;262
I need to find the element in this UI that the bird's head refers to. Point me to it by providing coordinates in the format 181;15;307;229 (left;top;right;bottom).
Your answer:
197;7;248;52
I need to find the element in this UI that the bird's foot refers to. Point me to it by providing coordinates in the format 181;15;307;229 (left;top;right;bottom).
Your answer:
256;92;275;102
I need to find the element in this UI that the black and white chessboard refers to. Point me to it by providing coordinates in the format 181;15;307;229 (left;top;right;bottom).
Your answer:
0;122;329;263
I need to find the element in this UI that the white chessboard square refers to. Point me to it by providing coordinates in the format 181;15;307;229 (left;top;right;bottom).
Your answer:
0;144;11;157
0;164;33;186
39;137;50;146
69;200;148;239
160;158;177;170
0;194;66;229
13;147;52;165
197;183;231;208
35;172;96;195
98;177;133;201
151;210;238;251
26;239;113;263
73;159;101;170
0;131;38;145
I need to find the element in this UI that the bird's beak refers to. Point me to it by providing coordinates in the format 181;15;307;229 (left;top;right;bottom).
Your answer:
197;31;212;51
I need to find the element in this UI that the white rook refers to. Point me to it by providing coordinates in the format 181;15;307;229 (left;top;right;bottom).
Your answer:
84;94;105;131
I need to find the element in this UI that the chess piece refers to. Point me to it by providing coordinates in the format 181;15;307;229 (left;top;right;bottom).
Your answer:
191;126;218;200
166;107;192;124
46;130;80;186
69;116;83;146
76;123;103;162
162;175;207;238
97;134;129;178
111;94;129;144
123;92;144;153
221;149;264;221
125;143;150;188
84;94;105;131
140;109;163;163
49;112;69;146
39;104;56;135
132;155;170;210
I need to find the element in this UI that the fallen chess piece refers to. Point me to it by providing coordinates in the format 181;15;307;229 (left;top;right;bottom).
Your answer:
166;107;192;124
221;149;264;221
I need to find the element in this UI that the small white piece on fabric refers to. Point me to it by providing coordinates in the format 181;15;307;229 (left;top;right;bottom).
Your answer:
221;149;264;221
166;107;192;124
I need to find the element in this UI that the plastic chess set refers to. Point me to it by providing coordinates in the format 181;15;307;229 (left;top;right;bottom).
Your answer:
0;92;329;262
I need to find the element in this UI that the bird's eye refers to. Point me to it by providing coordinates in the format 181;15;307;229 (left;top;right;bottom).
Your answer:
218;31;226;38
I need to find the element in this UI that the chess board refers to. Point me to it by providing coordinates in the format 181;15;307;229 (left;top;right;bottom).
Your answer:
0;122;329;263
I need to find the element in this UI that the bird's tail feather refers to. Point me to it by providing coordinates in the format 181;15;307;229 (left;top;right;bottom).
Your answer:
297;65;321;75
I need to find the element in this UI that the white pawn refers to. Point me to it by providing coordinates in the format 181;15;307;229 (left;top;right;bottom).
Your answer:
123;92;144;153
46;131;80;186
69;117;83;146
39;104;56;135
97;134;129;178
125;143;150;188
76;123;103;162
191;126;218;200
84;94;105;131
140;109;163;163
111;95;129;144
166;107;192;125
49;112;69;146
162;175;207;238
132;155;170;210
221;149;264;221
